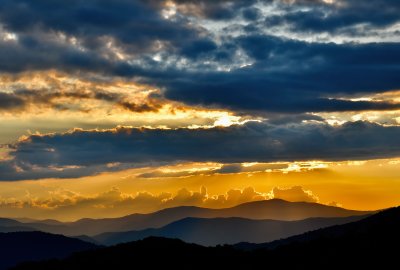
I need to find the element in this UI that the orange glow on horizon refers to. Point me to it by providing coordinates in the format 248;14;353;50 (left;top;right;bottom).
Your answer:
0;158;398;221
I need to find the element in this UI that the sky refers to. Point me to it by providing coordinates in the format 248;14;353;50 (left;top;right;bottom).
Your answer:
0;0;400;221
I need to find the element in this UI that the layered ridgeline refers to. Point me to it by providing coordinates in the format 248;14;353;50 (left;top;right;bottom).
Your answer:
1;199;371;236
94;215;366;246
12;207;400;270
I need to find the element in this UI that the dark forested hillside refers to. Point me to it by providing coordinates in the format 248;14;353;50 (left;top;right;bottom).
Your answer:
0;232;98;270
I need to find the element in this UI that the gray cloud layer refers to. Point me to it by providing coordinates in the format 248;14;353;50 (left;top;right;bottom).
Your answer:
1;120;400;180
264;0;400;34
0;0;399;114
0;1;400;180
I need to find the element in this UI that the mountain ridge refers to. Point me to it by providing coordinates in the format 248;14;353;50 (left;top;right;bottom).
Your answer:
94;214;369;246
3;199;371;236
11;206;399;270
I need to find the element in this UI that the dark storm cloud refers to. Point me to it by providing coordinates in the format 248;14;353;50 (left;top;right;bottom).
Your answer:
0;0;197;53
2;34;399;114
0;0;399;114
0;34;183;79
266;0;400;34
0;0;219;76
2;120;400;180
0;36;113;74
179;39;218;59
242;7;262;21
170;0;400;30
162;36;400;113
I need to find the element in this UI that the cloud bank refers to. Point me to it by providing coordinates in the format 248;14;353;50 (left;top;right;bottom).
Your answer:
1;120;400;180
0;0;398;115
0;0;399;180
0;185;324;220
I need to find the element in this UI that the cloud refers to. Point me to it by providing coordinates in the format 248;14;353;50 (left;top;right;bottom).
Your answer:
1;120;400;180
265;0;400;34
137;161;326;179
0;0;398;116
0;185;336;220
0;88;161;113
272;186;319;203
327;201;343;207
0;92;25;110
0;185;271;220
141;163;251;178
0;0;198;54
0;0;220;75
0;0;400;113
162;36;400;114
0;36;114;74
169;0;258;20
0;0;399;182
215;164;243;174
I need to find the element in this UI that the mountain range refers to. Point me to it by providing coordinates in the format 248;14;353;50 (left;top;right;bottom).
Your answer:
4;199;371;236
94;215;367;246
0;199;379;269
11;206;399;270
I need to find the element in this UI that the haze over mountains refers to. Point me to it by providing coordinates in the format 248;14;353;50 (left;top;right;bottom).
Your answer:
94;215;367;246
10;207;399;270
1;199;371;237
0;200;395;269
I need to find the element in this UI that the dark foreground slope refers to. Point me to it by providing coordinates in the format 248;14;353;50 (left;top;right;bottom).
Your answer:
13;207;399;270
235;205;400;251
0;232;98;270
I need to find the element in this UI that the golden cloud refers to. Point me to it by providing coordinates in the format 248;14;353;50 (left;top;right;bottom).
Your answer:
0;71;258;144
0;185;335;221
271;186;319;203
